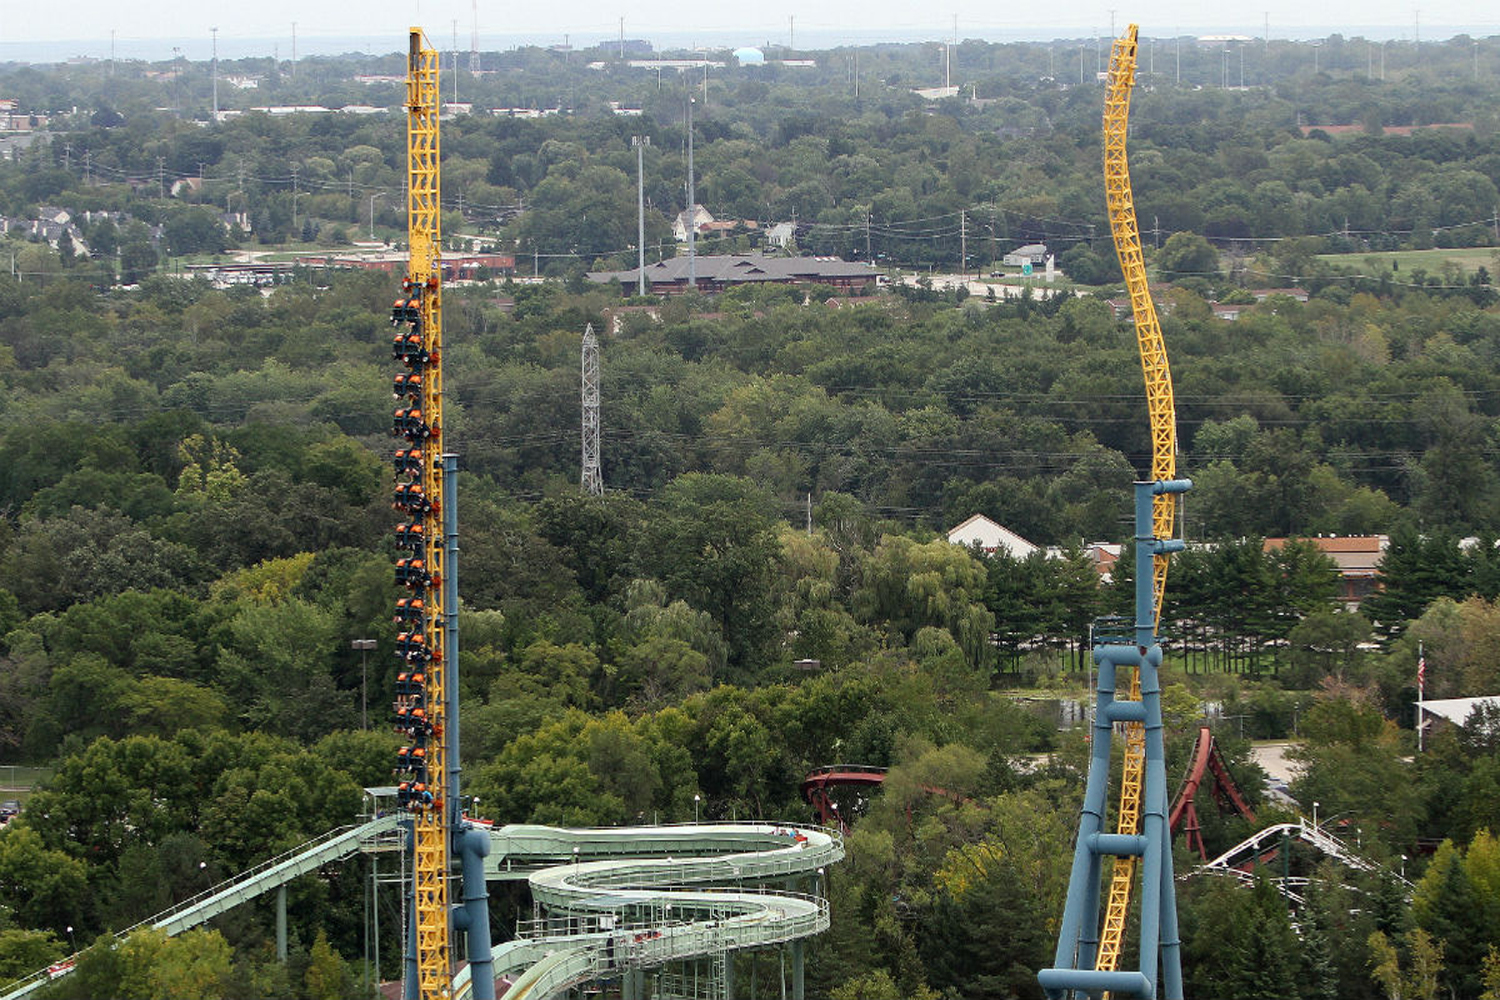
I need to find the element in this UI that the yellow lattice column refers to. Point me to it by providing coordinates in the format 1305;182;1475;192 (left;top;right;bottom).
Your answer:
407;27;451;1000
1094;24;1178;983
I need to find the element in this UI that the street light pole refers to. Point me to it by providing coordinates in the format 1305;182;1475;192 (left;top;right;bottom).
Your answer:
369;193;384;241
351;639;377;730
694;793;701;824
632;136;650;296
686;97;696;289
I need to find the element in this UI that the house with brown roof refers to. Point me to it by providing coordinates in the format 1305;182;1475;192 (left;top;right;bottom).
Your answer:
1263;535;1388;608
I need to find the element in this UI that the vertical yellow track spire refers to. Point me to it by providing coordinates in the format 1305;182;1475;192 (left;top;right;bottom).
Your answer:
407;27;451;1000
1094;24;1178;981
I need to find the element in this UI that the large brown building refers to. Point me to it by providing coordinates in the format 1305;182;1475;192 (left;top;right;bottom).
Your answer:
1263;535;1388;608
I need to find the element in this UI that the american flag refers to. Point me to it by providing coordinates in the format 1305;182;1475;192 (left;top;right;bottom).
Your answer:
1418;655;1426;694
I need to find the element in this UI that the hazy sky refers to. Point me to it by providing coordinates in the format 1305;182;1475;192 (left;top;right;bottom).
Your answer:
5;0;1497;57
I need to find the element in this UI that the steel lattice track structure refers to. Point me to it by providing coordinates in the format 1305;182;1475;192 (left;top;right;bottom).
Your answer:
1039;24;1188;1000
1096;24;1178;989
391;27;452;1000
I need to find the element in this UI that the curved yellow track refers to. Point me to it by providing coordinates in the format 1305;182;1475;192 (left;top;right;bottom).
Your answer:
1095;24;1178;981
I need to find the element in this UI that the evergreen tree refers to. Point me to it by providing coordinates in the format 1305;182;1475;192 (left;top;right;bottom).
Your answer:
1363;527;1471;644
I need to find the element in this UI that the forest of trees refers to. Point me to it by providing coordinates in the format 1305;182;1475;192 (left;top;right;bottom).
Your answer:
0;27;1494;1000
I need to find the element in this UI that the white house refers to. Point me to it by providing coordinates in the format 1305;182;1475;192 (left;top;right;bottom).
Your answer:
673;204;715;241
946;514;1039;559
1002;244;1049;267
766;221;796;249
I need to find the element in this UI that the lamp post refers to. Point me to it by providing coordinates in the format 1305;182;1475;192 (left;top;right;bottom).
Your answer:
694;793;701;825
1401;854;1407;878
631;136;650;296
1312;800;1320;831
65;926;75;953
368;193;384;242
351;639;377;730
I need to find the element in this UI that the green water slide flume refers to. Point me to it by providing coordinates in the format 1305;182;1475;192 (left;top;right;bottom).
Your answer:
0;819;841;1000
462;822;843;1000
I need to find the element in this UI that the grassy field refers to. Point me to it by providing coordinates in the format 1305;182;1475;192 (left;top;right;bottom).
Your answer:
1317;246;1498;276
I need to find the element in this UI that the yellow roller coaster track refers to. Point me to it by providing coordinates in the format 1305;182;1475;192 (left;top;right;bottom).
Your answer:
1094;24;1178;984
407;28;452;1000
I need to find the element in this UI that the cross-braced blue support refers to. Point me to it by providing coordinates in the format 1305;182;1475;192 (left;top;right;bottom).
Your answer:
1038;479;1189;1000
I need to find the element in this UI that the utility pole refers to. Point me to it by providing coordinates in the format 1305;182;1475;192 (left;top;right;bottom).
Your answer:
789;15;794;53
959;209;966;279
686;97;696;290
351;639;377;730
581;324;602;496
633;136;650;296
619;17;625;59
291;21;297;76
211;27;219;121
157;157;165;199
291;164;300;233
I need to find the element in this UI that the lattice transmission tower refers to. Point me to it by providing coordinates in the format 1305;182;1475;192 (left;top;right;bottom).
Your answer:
581;323;602;496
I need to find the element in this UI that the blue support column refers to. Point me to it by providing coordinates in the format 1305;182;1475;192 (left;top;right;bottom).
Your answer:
439;453;495;1000
403;905;419;1000
402;819;419;1000
443;453;461;831
1039;478;1189;1000
461;827;495;1000
275;885;287;961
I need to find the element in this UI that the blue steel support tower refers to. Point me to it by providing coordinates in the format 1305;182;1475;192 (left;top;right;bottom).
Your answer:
1038;477;1189;1000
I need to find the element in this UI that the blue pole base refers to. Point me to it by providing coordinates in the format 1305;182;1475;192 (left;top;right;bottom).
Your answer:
1039;968;1152;998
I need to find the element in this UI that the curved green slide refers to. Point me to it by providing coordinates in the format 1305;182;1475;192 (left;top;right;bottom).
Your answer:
463;822;842;999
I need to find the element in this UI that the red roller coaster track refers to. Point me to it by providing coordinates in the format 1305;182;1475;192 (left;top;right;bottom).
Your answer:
801;765;894;833
1168;726;1257;858
804;726;1255;856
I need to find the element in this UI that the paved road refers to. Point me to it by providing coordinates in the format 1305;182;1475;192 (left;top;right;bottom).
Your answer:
1250;742;1300;785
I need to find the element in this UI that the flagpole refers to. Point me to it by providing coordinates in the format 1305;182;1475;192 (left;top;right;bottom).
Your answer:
1417;640;1425;753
